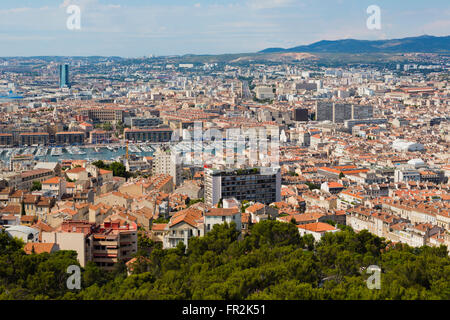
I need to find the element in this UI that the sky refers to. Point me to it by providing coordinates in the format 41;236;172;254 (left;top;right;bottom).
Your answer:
0;0;449;57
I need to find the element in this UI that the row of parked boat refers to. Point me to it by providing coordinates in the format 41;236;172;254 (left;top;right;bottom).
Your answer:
65;146;86;155
128;145;142;153
35;148;49;157
0;143;156;160
50;147;63;156
140;145;154;153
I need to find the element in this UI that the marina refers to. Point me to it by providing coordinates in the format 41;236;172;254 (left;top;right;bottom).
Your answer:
0;141;241;164
0;144;156;163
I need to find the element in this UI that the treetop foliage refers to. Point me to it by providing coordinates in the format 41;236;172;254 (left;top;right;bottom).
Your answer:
0;220;449;300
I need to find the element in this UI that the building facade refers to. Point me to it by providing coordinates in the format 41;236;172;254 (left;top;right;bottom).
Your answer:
124;128;172;143
204;167;281;207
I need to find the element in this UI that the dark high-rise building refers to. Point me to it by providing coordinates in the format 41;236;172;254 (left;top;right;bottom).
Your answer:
294;108;308;121
59;64;70;88
315;101;373;123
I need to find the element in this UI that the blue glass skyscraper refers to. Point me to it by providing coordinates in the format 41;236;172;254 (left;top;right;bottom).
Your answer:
59;64;70;88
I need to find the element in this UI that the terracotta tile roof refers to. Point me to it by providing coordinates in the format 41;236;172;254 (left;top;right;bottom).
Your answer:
297;222;336;232
206;207;240;216
66;167;86;174
24;243;57;255
327;182;344;189
21;215;37;223
152;223;168;231
280;212;325;223
31;220;53;232
23;194;40;204
169;207;203;228
245;203;265;213
42;177;62;184
1;205;21;214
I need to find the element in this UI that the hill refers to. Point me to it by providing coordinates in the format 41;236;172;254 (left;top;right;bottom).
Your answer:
260;35;450;54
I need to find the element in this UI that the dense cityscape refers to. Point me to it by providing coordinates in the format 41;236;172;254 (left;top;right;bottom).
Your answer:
0;49;449;301
0;1;449;306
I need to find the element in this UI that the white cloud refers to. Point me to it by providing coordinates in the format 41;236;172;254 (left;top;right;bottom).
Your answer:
247;0;295;10
0;7;31;14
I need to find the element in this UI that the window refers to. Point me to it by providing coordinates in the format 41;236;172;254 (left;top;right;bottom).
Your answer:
222;216;225;222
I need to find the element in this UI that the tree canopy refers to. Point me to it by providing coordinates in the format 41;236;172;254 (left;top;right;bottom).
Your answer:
92;160;131;179
0;221;449;300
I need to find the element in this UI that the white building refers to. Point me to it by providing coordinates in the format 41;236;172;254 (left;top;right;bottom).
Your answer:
297;222;338;241
204;207;241;233
394;169;421;183
392;139;425;152
255;86;274;100
5;225;39;243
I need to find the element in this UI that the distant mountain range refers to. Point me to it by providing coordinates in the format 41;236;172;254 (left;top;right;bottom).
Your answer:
259;35;450;54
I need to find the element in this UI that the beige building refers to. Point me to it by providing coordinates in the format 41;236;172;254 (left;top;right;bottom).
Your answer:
152;146;182;186
42;221;94;267
94;191;133;210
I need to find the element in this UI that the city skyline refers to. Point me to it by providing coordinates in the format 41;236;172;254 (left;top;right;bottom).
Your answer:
0;0;449;57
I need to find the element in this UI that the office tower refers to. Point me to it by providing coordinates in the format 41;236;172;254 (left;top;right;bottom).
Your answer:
293;108;309;122
294;82;317;91
59;64;70;88
204;167;281;207
332;103;352;123
351;104;373;120
315;102;333;121
316;101;373;123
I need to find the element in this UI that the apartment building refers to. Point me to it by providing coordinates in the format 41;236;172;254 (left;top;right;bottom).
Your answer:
4;169;55;190
91;218;138;271
55;132;85;145
42;176;66;198
152;146;182;186
89;130;112;144
204;167;281;207
346;207;403;238
80;107;125;124
124;128;172;142
124;117;162;128
19;132;49;146
42;219;137;270
42;221;95;267
0;133;13;146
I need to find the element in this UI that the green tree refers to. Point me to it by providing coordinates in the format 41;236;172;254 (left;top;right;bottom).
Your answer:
31;180;42;191
109;162;127;178
92;160;107;169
